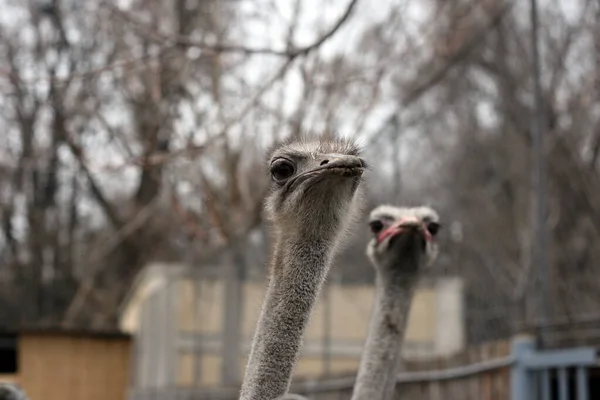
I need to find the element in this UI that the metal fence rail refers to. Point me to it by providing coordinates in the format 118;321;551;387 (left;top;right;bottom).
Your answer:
512;336;596;400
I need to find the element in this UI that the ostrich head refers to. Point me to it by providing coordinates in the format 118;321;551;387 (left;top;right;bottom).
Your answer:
264;137;365;241
366;205;441;273
240;136;366;400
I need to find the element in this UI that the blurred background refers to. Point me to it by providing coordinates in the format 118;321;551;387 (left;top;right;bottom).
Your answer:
0;0;599;399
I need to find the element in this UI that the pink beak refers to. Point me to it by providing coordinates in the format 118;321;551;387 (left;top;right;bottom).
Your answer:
377;216;433;244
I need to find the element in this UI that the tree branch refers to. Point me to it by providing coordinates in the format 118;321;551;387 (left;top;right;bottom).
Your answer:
401;1;513;107
61;129;125;229
106;0;359;59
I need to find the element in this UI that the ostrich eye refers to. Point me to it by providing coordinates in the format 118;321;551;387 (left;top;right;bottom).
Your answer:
270;159;295;181
369;220;384;234
426;222;440;236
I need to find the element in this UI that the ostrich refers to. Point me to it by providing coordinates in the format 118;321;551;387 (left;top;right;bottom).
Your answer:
239;136;366;400
0;383;29;400
351;205;441;400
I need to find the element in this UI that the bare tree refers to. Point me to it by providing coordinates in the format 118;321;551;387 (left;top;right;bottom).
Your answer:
0;0;377;332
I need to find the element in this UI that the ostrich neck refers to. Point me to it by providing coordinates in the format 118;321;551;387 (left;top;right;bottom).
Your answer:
240;234;333;400
351;257;421;400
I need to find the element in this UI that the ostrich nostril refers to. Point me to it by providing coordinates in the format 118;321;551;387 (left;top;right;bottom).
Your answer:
320;159;329;166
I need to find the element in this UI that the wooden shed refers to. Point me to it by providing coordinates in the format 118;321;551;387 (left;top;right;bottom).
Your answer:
0;327;132;400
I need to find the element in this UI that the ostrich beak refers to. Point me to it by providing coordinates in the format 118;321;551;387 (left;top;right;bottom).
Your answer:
286;155;365;193
318;155;365;177
377;216;432;244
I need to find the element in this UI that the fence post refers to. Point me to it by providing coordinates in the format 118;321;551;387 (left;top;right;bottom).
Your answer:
510;334;535;400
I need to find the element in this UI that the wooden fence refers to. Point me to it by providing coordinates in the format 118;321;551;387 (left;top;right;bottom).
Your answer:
126;335;600;400
287;339;512;400
128;339;513;400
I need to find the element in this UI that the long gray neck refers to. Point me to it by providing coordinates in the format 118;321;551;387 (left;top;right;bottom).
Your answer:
240;235;332;400
351;257;421;400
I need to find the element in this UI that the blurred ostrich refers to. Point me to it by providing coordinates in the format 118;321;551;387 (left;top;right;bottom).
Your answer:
0;384;29;400
351;205;441;400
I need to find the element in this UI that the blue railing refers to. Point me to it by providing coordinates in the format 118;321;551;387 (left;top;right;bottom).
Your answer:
511;335;596;400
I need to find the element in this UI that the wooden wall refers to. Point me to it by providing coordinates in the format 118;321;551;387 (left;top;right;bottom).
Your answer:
290;340;512;400
392;340;511;400
15;332;131;400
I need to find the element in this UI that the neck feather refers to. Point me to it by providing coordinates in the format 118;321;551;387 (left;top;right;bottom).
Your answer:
240;236;332;400
351;256;421;400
